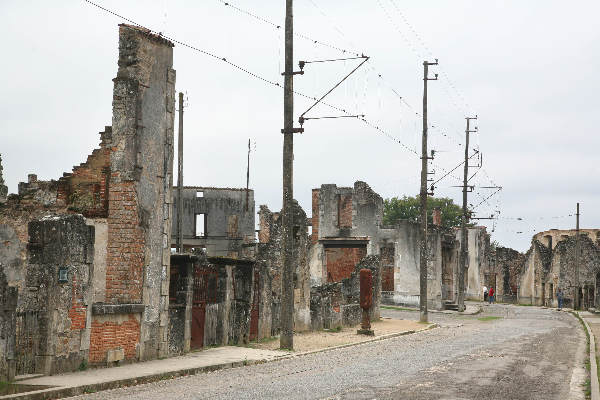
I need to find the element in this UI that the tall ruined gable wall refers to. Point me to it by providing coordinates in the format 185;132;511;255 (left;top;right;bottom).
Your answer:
99;24;175;361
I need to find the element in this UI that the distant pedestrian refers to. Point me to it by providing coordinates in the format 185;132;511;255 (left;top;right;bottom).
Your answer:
483;285;488;302
488;287;495;304
557;288;564;309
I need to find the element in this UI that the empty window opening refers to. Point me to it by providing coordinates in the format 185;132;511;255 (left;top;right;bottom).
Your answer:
196;191;204;198
195;214;207;238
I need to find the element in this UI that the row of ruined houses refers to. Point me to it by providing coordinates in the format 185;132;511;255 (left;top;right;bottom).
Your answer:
1;23;596;381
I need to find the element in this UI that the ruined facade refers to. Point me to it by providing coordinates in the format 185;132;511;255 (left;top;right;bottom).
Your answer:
171;187;255;258
487;246;525;303
0;154;7;203
256;201;312;334
168;254;258;354
309;182;383;323
519;229;600;308
0;24;175;379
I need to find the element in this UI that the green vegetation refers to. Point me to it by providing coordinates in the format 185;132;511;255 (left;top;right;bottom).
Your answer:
477;316;503;322
323;326;343;333
381;305;418;312
252;336;278;344
383;196;470;229
78;360;88;371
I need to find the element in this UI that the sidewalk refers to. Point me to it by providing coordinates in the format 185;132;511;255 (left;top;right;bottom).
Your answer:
1;347;288;400
578;311;600;400
1;318;435;400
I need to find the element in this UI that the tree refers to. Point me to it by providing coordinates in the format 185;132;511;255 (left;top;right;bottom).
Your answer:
383;195;467;229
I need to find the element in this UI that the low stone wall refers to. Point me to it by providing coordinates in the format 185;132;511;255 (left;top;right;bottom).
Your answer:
310;255;381;330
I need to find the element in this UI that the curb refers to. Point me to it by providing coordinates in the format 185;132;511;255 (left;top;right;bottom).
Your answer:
279;323;439;360
577;312;600;400
2;324;438;400
0;360;259;400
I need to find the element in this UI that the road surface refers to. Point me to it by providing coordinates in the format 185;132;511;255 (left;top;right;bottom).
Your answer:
69;303;586;400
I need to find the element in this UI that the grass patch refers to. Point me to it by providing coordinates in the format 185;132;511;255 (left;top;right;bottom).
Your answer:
477;316;503;322
251;336;279;344
323;326;343;333
381;305;418;312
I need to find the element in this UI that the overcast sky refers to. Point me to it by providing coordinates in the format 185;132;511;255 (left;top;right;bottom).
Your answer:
2;0;599;252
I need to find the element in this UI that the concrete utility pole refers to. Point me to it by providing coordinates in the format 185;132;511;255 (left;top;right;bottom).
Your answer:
575;202;580;309
458;116;477;313
419;60;438;323
176;92;184;253
245;139;250;212
281;0;303;350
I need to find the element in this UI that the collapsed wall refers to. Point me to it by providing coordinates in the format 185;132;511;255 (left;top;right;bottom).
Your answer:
0;24;175;377
256;201;311;335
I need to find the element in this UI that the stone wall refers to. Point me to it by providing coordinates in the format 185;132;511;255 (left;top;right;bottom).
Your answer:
256;201;311;334
309;181;456;310
24;215;95;374
0;23;176;377
310;255;381;330
171;187;255;257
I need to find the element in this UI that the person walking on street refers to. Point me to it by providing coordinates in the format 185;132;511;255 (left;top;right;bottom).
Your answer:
483;285;488;302
557;288;564;310
488;287;495;304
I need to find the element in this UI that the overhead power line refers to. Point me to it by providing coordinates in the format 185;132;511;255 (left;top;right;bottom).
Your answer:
83;0;419;155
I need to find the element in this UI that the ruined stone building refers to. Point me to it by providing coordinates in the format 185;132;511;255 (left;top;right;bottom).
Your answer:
518;229;600;308
485;246;525;303
0;155;7;203
167;186;261;352
307;181;500;311
170;187;255;258
0;24;175;380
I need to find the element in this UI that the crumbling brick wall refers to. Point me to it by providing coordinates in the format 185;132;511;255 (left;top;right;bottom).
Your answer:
0;23;176;377
325;246;367;282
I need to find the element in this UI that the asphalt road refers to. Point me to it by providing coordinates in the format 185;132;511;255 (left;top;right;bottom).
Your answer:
70;303;586;400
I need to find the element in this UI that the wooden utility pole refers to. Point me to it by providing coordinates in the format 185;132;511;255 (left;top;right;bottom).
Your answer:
281;0;303;350
176;92;184;253
419;60;437;323
458;116;477;312
575;202;580;309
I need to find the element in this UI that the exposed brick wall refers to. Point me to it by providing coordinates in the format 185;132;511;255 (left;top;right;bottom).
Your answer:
311;189;320;244
89;315;140;363
326;246;367;282
380;246;395;291
68;275;87;331
106;181;145;304
337;194;352;229
57;127;112;218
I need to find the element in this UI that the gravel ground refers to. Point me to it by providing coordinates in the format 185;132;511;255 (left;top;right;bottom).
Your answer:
69;304;585;400
250;317;426;352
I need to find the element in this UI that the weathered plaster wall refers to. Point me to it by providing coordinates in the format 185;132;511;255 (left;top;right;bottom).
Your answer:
24;215;95;374
171;187;255;257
